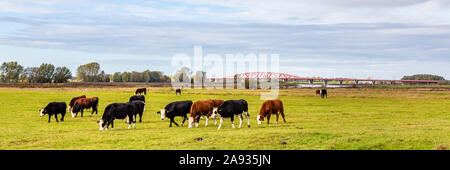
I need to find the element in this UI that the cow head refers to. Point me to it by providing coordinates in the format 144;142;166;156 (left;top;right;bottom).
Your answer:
39;108;46;117
256;115;264;125
98;119;107;131
211;107;221;118
157;109;166;120
188;117;194;128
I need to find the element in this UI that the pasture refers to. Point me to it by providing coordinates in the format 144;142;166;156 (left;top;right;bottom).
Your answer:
0;87;449;150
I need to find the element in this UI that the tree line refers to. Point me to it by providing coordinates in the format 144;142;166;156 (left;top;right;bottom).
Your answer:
1;61;169;83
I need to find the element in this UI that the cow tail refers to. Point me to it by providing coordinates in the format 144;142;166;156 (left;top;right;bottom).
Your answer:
280;100;284;115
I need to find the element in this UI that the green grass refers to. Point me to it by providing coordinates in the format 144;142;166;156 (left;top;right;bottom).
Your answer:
0;88;449;150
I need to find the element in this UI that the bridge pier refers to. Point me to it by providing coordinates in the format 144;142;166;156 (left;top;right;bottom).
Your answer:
355;80;359;84
339;80;343;85
309;79;314;84
372;81;376;85
323;80;328;85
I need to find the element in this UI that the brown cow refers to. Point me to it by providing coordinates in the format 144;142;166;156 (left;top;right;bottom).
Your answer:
188;100;215;128
135;88;147;95
315;89;321;96
71;97;99;118
257;99;286;125
68;95;86;112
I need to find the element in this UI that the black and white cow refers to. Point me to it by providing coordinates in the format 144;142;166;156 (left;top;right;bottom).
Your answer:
157;100;192;127
40;102;67;123
321;89;328;99
130;101;145;123
211;99;251;130
98;103;137;131
129;95;145;103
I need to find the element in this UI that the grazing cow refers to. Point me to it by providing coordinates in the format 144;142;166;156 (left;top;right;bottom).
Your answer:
135;88;147;95
40;102;67;123
129;95;145;103
130;101;145;123
321;89;328;99
157;101;192;127
176;88;182;96
211;99;251;130
68;95;86;112
98;103;137;131
315;89;321;96
188;100;215;128
203;99;224;126
71;97;99;117
257;99;286;125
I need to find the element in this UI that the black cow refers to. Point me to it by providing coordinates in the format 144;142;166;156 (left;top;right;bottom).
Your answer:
98;103;137;131
131;101;145;123
176;88;182;96
129;95;145;103
211;99;250;130
40;102;67;123
321;89;328;99
157;100;192;127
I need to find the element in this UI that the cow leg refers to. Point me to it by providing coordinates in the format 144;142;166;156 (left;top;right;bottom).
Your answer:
195;116;200;128
181;116;187;126
218;117;224;130
110;120;114;131
214;117;217;126
245;111;250;128
128;115;133;129
48;115;51;123
239;114;243;128
132;115;136;129
276;113;279;124
231;116;235;129
54;114;59;122
169;119;173;127
267;114;271;124
281;112;286;123
139;113;142;123
172;118;179;127
205;117;209;127
80;108;84;117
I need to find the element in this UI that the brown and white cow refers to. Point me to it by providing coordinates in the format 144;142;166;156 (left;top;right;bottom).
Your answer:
68;95;86;112
188;100;215;128
135;88;147;95
71;97;99;117
257;99;286;125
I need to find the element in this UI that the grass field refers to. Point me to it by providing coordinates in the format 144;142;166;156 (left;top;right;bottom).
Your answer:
0;87;449;150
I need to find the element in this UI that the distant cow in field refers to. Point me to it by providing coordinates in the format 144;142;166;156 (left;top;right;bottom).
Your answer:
40;102;67;123
176;88;182;96
157;100;193;127
211;99;250;130
315;89;321;96
135;88;147;95
321;89;328;99
129;95;145;103
131;101;145;123
257;99;286;125
71;97;99;117
188;100;215;128
69;95;86;112
98;103;137;131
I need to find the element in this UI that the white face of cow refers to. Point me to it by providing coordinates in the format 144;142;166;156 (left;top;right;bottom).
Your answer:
188;117;194;128
99;119;106;131
39;109;45;117
71;110;76;118
257;115;263;125
160;109;166;120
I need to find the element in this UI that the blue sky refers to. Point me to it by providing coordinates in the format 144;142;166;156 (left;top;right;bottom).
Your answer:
0;0;449;79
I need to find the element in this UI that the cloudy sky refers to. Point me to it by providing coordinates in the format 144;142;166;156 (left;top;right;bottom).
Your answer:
0;0;449;79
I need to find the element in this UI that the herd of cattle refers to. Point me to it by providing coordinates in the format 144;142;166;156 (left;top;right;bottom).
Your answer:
39;88;326;131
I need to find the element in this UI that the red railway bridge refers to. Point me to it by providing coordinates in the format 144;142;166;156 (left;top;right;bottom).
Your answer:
209;72;440;85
